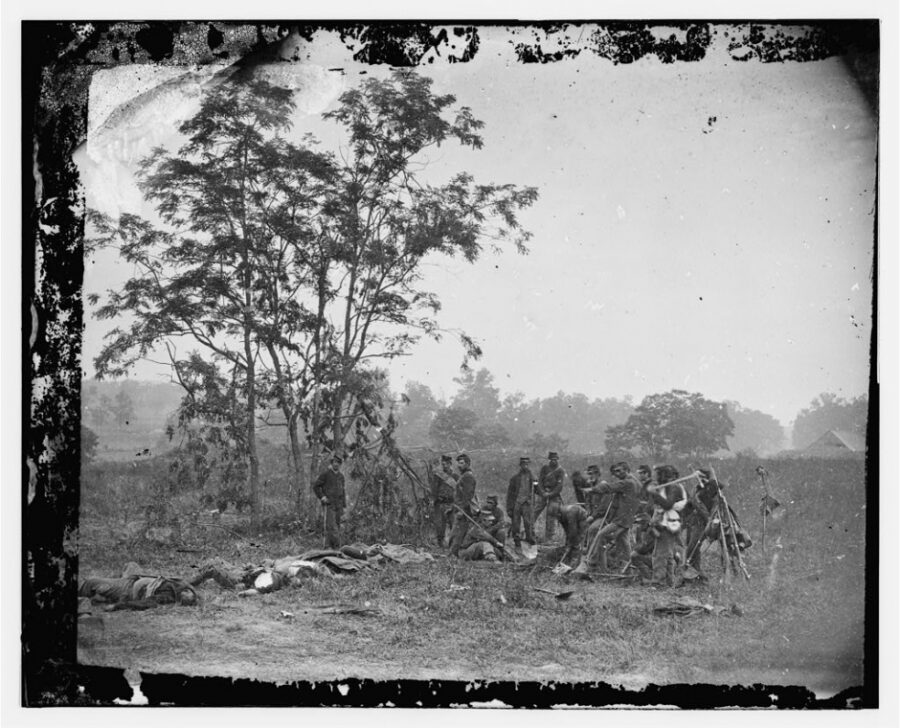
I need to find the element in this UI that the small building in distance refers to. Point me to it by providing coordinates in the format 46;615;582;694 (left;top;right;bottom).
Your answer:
802;429;866;458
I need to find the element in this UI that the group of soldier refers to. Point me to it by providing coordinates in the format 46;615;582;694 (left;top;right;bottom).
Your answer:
431;451;751;587
312;448;750;587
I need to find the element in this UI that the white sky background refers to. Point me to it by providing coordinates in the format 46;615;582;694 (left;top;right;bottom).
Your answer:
77;24;876;427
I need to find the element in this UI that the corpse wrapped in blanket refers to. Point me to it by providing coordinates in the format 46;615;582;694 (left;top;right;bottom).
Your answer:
78;562;199;610
192;542;435;597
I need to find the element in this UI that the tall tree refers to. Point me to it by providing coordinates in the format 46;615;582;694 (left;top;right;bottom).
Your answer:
88;79;332;528
451;368;504;424
395;381;444;447
792;393;868;449
429;406;481;451
605;390;734;459
316;70;538;458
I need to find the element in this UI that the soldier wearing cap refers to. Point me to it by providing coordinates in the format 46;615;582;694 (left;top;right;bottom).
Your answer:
506;456;537;548
533;451;567;542
449;453;478;557
313;454;347;549
585;461;640;572
431;454;458;547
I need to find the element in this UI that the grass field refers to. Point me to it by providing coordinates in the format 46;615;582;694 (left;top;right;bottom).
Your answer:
77;456;868;701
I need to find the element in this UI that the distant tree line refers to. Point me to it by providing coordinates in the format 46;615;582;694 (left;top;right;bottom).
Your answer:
393;368;793;459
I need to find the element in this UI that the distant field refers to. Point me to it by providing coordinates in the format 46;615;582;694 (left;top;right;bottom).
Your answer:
77;455;868;700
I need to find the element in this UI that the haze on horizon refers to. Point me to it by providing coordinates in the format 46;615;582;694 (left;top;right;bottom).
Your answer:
77;24;876;428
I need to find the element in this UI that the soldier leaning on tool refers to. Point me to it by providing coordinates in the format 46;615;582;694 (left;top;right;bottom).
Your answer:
449;453;478;556
506;456;537;547
431;454;458;547
533;451;566;542
648;465;688;587
313;454;347;549
586;461;641;572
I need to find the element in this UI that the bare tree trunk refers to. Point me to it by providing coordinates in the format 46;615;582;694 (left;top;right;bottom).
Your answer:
244;326;261;531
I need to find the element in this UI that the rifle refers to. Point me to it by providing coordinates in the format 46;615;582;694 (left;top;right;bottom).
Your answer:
451;503;520;562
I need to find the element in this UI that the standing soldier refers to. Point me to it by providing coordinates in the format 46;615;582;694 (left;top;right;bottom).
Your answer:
648;465;689;587
533;451;566;542
313;454;347;549
449;453;478;557
506;456;536;548
586;461;640;572
682;467;721;579
431;454;457;547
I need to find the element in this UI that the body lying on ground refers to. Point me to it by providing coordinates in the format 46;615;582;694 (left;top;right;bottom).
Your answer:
78;562;199;609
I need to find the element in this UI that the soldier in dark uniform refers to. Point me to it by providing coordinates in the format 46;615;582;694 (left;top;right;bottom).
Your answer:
313;454;347;549
586;461;640;572
459;508;503;562
533;451;566;541
449;453;478;557
555;503;588;566
431;454;457;547
483;494;509;546
506;456;536;548
648;464;689;587
571;470;591;505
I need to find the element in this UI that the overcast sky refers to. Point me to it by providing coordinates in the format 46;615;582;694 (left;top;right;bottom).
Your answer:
77;24;876;426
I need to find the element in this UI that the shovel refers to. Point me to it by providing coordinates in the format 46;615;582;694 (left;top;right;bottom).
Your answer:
533;586;575;601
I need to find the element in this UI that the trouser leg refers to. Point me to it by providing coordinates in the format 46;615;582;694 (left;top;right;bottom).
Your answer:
511;505;523;545
652;530;678;585
449;513;470;557
544;497;561;540
597;523;623;571
632;552;652;581
521;503;535;543
325;507;343;549
532;496;547;537
585;520;604;565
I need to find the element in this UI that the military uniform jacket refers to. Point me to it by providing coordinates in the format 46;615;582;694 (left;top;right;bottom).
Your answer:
460;522;497;550
454;470;478;512
538;463;566;500
506;469;535;513
313;468;347;509
597;474;640;528
431;469;457;503
557;503;588;533
685;480;721;520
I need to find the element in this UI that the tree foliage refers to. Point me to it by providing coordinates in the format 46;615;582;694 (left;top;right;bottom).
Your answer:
88;70;539;524
792;393;868;449
724;400;784;456
605;389;734;459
